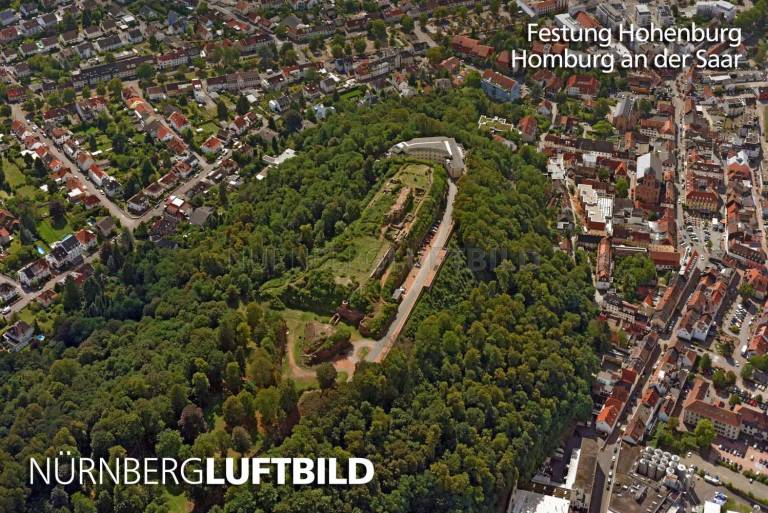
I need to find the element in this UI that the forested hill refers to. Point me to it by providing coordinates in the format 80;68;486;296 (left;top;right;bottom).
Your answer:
0;89;599;513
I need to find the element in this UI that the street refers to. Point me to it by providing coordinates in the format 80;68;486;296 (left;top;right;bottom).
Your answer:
4;90;222;318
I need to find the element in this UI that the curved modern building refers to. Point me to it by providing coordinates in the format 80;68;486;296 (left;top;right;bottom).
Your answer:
389;137;465;179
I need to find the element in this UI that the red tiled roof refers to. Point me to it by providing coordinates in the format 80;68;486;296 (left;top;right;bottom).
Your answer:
481;69;517;91
202;136;222;150
575;11;601;29
686;400;740;427
75;229;96;246
518;115;537;135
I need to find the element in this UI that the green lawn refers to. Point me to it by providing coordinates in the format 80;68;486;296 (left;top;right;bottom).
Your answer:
0;238;37;274
341;88;364;101
399;163;432;190
16;305;55;336
15;185;40;201
193;121;220;146
323;234;388;286
4;159;27;188
94;134;112;153
37;218;72;245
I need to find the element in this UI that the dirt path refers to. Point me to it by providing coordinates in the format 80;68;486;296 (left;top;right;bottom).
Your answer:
332;339;375;381
286;334;376;383
285;331;315;380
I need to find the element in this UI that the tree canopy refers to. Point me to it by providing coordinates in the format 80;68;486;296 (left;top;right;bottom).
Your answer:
0;89;598;513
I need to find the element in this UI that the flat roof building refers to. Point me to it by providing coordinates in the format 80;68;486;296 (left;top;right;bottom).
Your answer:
508;489;570;513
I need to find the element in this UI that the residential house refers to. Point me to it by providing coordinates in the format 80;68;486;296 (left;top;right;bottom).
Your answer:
518;115;538;143
126;28;143;43
0;283;18;303
480;69;520;103
76;96;108;121
88;164;108;186
0;8;19;27
168;111;190;133
596;396;622;434
748;324;768;357
144;182;165;200
18;259;51;288
268;95;291;113
74;41;95;59
36;290;57;307
95;217;116;238
95;34;124;53
0;26;20;44
75;229;97;251
102;177;122;198
596;238;612;290
737;405;768;440
156;48;189;69
46;234;83;270
19;42;39;57
35;36;56;54
201;136;223;155
3;321;34;351
127;193;149;213
319;76;338;94
83;25;103;39
566;74;600;99
76;152;94;171
537;99;553;119
745;268;768;300
20;2;37;17
0;228;12;247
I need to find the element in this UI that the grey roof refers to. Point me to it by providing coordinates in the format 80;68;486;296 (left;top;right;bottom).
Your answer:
613;96;635;119
637;151;662;181
60;234;80;252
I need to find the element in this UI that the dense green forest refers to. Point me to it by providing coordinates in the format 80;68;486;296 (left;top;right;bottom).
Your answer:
0;89;599;513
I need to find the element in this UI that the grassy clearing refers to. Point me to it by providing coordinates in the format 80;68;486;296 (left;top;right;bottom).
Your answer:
399;163;432;190
325;235;388;286
15;185;40;200
4;159;27;188
37;218;72;245
15;305;57;336
281;308;325;368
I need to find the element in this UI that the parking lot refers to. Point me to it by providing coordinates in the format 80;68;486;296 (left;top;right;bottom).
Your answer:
722;299;756;339
712;437;768;476
679;214;726;257
684;450;768;509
